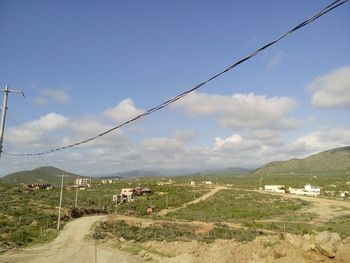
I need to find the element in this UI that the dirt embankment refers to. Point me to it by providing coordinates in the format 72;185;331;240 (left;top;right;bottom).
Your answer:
141;231;350;263
0;215;140;263
2;214;350;263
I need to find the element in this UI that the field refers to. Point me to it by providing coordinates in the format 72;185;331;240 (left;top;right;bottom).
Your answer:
165;189;310;222
1;172;350;256
0;177;208;252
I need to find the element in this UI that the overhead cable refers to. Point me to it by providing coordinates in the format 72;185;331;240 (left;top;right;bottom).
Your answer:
2;0;348;157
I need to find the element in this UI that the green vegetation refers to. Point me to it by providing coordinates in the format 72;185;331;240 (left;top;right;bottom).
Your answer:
94;219;262;243
1;146;349;253
324;214;350;239
114;184;208;216
0;184;58;252
253;146;350;177
0;166;86;185
244;221;317;236
0;178;209;252
165;189;310;222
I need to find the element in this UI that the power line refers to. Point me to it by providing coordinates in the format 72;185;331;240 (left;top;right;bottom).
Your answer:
2;0;348;157
21;92;56;153
6;110;51;167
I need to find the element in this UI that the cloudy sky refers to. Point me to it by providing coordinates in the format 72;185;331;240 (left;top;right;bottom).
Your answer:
0;0;349;176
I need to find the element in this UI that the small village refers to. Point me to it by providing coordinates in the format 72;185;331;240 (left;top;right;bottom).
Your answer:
263;183;349;198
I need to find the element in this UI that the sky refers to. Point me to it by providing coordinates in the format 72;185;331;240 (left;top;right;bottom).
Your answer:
0;0;349;176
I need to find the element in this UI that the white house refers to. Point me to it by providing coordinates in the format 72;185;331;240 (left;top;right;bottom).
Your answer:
340;191;349;198
113;188;135;203
264;185;286;193
190;181;196;186
121;188;135;199
75;178;91;186
202;181;212;185
289;184;320;197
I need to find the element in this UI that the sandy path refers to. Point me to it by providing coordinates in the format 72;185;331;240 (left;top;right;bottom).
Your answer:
0;215;140;263
109;214;214;233
254;190;350;224
158;186;226;216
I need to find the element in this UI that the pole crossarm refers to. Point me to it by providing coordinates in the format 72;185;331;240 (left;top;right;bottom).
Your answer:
0;85;24;157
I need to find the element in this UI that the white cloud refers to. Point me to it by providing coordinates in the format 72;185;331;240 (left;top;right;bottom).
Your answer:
139;130;195;155
103;99;144;123
33;113;69;131
214;134;242;148
308;65;350;108
35;88;69;105
7;113;69;145
290;128;350;153
2;125;350;177
173;91;296;130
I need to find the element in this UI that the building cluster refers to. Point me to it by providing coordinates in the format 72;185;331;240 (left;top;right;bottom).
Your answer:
264;183;349;198
25;183;52;190
101;179;119;184
264;184;321;197
289;184;321;197
113;187;153;204
75;178;91;187
264;185;286;193
156;179;174;186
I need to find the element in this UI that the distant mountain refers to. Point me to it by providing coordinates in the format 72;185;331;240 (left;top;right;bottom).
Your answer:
1;166;87;185
253;146;350;176
195;167;253;176
98;170;162;179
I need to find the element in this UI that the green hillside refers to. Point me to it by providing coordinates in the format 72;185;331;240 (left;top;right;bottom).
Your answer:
0;166;87;185
253;146;350;176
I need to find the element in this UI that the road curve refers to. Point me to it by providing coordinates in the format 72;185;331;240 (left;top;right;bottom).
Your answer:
1;215;140;263
158;186;226;216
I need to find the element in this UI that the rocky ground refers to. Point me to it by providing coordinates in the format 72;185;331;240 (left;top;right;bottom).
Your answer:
134;231;350;262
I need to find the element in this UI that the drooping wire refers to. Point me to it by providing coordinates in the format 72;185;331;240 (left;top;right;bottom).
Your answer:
1;112;45;171
6;110;50;165
20;91;56;154
2;0;348;157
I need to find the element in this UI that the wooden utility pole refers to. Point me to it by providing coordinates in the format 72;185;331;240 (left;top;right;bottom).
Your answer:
0;85;23;157
165;193;168;209
74;187;79;208
57;174;64;231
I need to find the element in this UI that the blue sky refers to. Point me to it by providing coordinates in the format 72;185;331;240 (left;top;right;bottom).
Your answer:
0;0;349;176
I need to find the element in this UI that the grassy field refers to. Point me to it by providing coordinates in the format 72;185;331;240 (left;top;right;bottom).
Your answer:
0;178;208;252
94;219;261;244
165;189;310;222
1;171;349;252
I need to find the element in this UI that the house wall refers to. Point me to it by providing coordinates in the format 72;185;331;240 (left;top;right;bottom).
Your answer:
264;185;286;193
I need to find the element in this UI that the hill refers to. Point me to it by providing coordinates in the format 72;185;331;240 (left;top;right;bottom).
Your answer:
98;170;161;179
195;167;253;176
253;146;350;176
0;166;87;185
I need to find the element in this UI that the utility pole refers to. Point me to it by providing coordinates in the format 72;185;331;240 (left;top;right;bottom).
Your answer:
57;174;64;231
0;85;23;157
165;193;168;209
193;180;196;200
74;187;79;208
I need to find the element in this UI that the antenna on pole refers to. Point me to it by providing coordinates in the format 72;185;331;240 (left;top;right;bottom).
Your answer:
0;85;24;157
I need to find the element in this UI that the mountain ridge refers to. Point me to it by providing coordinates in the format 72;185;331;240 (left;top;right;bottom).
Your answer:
0;166;87;185
252;146;350;176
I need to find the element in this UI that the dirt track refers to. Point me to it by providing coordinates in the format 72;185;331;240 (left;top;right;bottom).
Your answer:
2;188;350;263
254;190;350;224
158;186;225;216
0;215;140;263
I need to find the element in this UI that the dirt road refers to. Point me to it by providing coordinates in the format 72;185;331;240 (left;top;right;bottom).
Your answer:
255;189;350;224
1;215;140;263
158;186;225;216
